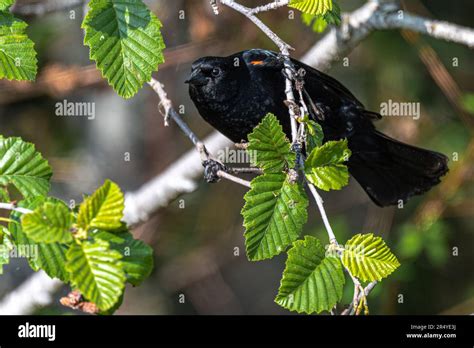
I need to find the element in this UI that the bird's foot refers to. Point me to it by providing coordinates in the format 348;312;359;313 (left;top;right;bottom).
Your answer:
202;159;227;183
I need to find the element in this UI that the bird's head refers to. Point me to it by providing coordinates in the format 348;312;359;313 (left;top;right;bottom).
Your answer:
186;49;283;105
186;56;243;103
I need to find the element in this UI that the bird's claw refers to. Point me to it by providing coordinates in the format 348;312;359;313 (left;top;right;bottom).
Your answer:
202;159;227;183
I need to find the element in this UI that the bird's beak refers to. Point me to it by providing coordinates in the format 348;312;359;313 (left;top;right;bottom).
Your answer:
185;69;207;86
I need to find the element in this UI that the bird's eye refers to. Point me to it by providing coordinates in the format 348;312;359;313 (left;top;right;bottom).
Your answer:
211;68;221;77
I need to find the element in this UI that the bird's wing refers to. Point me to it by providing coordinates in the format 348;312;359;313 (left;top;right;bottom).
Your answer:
294;59;382;121
293;59;363;106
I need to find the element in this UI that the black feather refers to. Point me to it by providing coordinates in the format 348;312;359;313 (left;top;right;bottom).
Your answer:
186;49;449;207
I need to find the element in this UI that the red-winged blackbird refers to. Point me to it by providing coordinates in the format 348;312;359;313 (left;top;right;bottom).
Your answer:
186;49;448;207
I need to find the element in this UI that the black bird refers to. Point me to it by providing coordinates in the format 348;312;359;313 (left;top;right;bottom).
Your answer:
186;49;448;207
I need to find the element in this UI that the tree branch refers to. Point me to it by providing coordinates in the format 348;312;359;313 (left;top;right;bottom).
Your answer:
301;0;474;71
3;0;471;315
0;271;62;315
248;0;289;15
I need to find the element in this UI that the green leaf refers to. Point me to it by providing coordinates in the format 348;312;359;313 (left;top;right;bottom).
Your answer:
300;1;340;33
82;0;166;98
304;139;351;191
77;180;124;232
324;1;341;25
9;197;70;281
66;239;126;311
242;173;308;261
289;0;333;15
0;11;38;81
302;13;328;33
0;0;15;11
94;230;153;286
21;201;73;244
0;136;52;198
342;233;400;282
0;226;13;274
247;113;295;173
275;236;345;314
306;120;324;153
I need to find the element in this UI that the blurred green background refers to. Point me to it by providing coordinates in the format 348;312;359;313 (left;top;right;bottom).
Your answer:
0;0;473;315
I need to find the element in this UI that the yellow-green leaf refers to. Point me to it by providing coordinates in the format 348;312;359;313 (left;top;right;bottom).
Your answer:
9;197;70;281
66;239;126;311
0;136;52;198
304;139;351;191
77;180;124;232
342;233;400;282
0;0;15;11
289;0;333;15
22;201;73;244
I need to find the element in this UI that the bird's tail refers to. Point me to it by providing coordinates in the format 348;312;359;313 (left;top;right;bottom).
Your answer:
348;130;449;207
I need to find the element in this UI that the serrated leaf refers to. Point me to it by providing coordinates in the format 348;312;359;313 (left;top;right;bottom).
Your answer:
306;120;324;152
0;137;52;198
247;113;295;173
66;239;126;311
242;173;308;261
82;0;166;98
303;14;328;33
21;201;73;243
300;0;340;32
77;180;124;232
94;230;153;286
0;226;13;274
304;139;351;191
9;197;70;281
289;0;333;15
0;0;14;11
0;11;38;81
324;1;341;25
275;236;345;314
342;233;400;282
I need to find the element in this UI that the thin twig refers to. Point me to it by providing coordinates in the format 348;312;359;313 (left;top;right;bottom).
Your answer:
0;203;32;215
306;181;337;243
341;281;377;315
219;0;293;52
248;0;289;15
147;78;253;188
216;170;251;188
